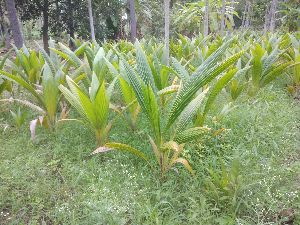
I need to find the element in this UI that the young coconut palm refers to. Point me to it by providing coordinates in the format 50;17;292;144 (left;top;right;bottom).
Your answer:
0;45;84;139
59;73;117;146
9;46;45;84
250;43;294;93
110;62;141;130
93;39;244;178
284;34;300;94
0;61;64;138
0;51;12;96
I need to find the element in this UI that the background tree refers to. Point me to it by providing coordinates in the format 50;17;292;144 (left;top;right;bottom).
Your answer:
164;0;170;65
0;1;10;48
87;0;95;42
15;0;123;49
279;0;300;32
220;0;226;35
15;0;52;52
5;0;24;48
241;0;252;28
269;0;278;32
173;0;237;36
204;0;209;36
129;0;137;42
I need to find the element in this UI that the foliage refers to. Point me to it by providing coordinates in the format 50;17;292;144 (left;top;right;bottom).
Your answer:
204;159;243;215
0;85;299;224
173;0;238;35
10;107;26;129
0;51;12;96
284;33;300;94
0;44;81;138
245;35;295;95
279;0;300;32
0;33;299;177
59;74;116;147
91;38;244;178
15;0;124;42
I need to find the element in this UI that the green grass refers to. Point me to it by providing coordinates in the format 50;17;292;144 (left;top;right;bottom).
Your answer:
0;86;299;225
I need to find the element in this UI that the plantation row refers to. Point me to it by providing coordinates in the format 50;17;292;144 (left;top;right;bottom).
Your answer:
0;33;299;178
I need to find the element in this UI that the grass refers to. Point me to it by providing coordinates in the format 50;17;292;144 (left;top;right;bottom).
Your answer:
0;86;299;224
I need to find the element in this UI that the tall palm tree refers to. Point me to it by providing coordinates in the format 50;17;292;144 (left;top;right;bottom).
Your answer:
269;0;278;32
164;0;170;66
129;0;137;42
5;0;24;48
204;0;209;36
220;0;226;36
87;0;95;42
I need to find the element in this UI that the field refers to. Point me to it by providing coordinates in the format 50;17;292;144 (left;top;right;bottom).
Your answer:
1;0;300;224
1;82;300;224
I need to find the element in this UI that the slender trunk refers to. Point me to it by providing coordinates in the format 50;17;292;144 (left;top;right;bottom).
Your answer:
87;0;95;42
164;0;170;66
129;0;137;42
5;32;11;49
204;0;209;36
269;0;278;32
242;1;251;28
118;17;125;39
55;0;60;38
0;3;11;49
242;2;247;27
5;0;24;48
42;0;49;53
55;0;60;18
245;1;252;28
220;0;226;36
230;0;235;30
68;0;75;49
0;3;4;35
264;5;270;35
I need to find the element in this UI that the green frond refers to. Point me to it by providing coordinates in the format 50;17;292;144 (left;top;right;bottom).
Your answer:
171;57;189;82
202;67;238;122
175;89;208;134
157;85;180;96
167;50;244;128
174;127;211;144
135;40;155;87
103;142;148;161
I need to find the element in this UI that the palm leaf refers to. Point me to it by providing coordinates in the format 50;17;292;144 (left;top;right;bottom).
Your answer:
92;142;148;161
202;67;238;122
167;50;244;128
260;62;293;87
174;127;211;144
0;70;44;106
175;89;208;134
135;40;155;87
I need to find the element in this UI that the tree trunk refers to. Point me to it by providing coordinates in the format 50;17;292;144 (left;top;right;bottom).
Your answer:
242;1;251;28
264;5;270;35
245;1;252;28
164;0;170;66
241;2;247;27
204;0;209;36
129;0;137;42
5;0;24;48
220;0;226;36
87;0;95;42
0;2;11;49
269;0;278;32
67;0;75;49
42;0;49;53
230;0;235;30
0;3;4;35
